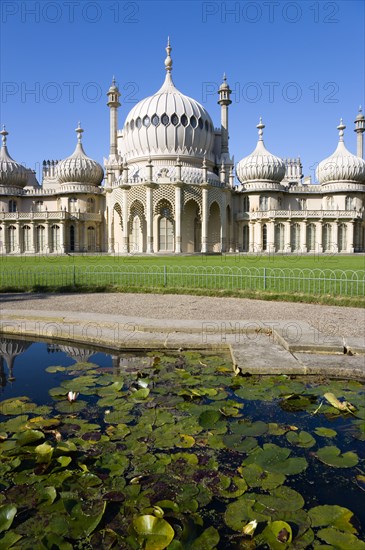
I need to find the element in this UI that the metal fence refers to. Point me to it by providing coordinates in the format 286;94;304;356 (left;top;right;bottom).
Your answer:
1;265;364;297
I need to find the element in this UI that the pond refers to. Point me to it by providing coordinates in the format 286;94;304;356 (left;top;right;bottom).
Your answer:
0;337;364;549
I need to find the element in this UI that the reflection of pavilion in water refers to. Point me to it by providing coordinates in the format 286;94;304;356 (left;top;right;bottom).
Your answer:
0;338;32;387
0;338;152;389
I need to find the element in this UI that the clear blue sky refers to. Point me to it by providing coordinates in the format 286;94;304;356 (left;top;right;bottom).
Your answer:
1;0;364;183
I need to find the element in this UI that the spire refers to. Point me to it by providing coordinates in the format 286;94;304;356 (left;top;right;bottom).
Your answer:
165;36;172;74
76;122;84;144
1;125;8;146
257;117;265;141
337;118;345;142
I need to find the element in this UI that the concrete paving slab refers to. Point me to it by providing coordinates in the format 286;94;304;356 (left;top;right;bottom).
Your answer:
343;337;365;355
293;352;365;381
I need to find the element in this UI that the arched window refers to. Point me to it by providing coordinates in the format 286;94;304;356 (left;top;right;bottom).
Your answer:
262;224;267;251
87;226;96;251
86;198;95;213
243;196;250;212
345;196;353;211
35;201;43;212
306;223;316;252
242;225;249;252
8;225;16;252
291;223;300;252
159;216;174;251
275;223;285;252
69;198;77;213
9;200;17;213
36;225;45;252
23;225;31;252
322;223;332;252
130;216;142;253
338;223;347;252
259;196;268;211
51;225;60;252
70;225;75;252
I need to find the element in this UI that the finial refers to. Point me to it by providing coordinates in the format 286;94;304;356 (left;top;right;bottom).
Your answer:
337;118;346;142
257;117;265;140
76;121;84;143
223;72;227;82
359;105;363;113
202;156;207;168
165;37;172;73
0;125;8;146
112;75;116;86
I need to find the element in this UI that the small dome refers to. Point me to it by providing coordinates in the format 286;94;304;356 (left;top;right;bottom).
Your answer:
355;106;365;122
0;126;28;187
236;119;286;184
56;123;104;185
317;120;365;184
121;40;215;163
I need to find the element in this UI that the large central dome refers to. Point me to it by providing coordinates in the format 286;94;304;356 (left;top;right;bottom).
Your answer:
121;40;215;163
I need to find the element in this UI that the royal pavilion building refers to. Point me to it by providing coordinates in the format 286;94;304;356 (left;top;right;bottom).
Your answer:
1;40;364;256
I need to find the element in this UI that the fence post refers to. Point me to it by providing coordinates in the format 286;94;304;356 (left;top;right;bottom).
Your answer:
263;267;266;290
163;265;167;287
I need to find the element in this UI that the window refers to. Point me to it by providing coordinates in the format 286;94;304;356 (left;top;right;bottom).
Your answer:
242;225;249;252
87;226;96;251
171;114;179;126
181;114;188;127
8;226;16;252
190;116;197;128
338;223;347;252
274;223;285;252
345;196;353;210
322;223;332;252
130;120;135;131
262;224;267;251
299;198;307;210
36;225;45;253
69;198;77;213
198;118;203;129
159;217;174;251
291;223;300;251
70;225;75;252
23;225;31;252
35;201;43;212
86;198;95;213
152;114;159;126
51;225;60;252
243;196;250;212
143;115;150;127
161;114;169;126
136;117;142;129
9;200;17;213
306;223;316;252
259;196;268;211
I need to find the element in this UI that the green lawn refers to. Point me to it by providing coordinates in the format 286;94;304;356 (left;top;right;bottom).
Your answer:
1;254;364;306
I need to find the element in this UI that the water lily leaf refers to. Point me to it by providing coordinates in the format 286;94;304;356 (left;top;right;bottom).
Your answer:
255;486;304;512
286;430;316;448
239;463;285;490
317;527;365;549
224;496;270;531
316;446;358;468
308;505;357;533
37;486;57;506
0;505;17;533
199;410;221;428
242;443;307;475
63;499;106;539
15;429;45;447
55;400;88;414
233;420;268;437
132;514;174;550
190;526;220;549
260;521;292;549
279;394;317;412
46;365;66;373
177;434;195;448
268;422;289;435
57;456;72;468
0;531;22;548
1;415;29;432
27;416;60;429
35;442;54;463
131;387;150;399
218;475;247;498
314;427;337;438
355;474;365;492
40;534;73;549
0;397;37;416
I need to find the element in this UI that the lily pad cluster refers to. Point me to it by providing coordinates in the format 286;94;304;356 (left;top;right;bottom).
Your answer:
0;349;364;548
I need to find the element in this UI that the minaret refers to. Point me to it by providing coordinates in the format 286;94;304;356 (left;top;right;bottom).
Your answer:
107;77;121;158
218;74;232;157
354;106;365;158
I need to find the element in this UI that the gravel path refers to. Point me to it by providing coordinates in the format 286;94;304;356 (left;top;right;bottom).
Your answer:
1;293;364;338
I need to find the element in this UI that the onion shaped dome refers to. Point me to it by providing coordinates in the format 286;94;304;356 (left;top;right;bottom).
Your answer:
122;39;215;162
236;119;286;184
56;123;104;185
0;126;28;187
317;120;365;184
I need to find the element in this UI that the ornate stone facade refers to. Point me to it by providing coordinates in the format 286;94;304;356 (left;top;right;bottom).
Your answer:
1;41;364;255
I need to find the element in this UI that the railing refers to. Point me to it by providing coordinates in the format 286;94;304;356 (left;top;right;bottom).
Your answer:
237;210;362;221
0;265;363;297
0;212;102;222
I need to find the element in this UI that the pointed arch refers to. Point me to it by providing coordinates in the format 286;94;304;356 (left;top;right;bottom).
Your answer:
182;199;201;253
208;201;221;252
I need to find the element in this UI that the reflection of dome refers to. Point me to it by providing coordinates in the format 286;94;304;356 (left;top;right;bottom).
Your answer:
121;40;215;163
317;120;365;185
236;119;286;184
0;126;28;187
56;123;104;185
58;345;94;363
0;338;31;380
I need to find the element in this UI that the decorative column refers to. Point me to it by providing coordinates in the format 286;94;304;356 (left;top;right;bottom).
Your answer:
300;220;307;253
201;185;209;253
347;220;355;253
257;221;263;252
121;185;130;254
15;221;21;254
145;182;155;254
316;221;323;254
107;78;121;158
59;222;65;253
44;221;50;254
332;221;339;253
354;106;365;158
249;221;255;252
174;183;183;254
268;220;275;254
218;74;232;159
220;199;227;253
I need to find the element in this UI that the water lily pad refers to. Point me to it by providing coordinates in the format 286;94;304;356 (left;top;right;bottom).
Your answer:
46;365;66;373
0;504;17;533
198;410;221;428
190;526;220;549
316;446;359;468
242;443;307;475
255;486;304;512
286;430;316;448
0;397;37;416
239;463;285;490
309;505;357;533
35;442;54;463
233;420;268;437
260;521;292;549
132;514;175;550
317;527;365;549
314;427;337;438
15;429;45;447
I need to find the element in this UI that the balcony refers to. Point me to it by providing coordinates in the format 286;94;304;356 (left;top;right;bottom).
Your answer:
0;211;102;222
236;209;363;221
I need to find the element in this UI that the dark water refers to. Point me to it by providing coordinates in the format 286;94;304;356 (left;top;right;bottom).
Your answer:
1;337;364;548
